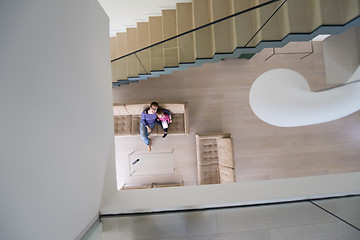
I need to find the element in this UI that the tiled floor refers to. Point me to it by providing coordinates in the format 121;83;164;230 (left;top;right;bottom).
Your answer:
313;196;360;229
113;41;360;188
101;196;360;240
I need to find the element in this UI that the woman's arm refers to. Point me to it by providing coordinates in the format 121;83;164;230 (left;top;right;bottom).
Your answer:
141;111;148;127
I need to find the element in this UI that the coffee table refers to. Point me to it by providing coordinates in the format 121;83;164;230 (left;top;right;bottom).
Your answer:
129;151;174;176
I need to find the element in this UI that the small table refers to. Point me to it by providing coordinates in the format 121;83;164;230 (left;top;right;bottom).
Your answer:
129;151;174;176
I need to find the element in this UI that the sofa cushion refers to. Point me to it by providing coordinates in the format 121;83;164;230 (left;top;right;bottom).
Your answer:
197;138;219;165
167;114;185;134
161;104;185;114
131;115;162;135
131;115;141;135
125;104;149;115
114;115;131;135
217;138;235;168
113;105;129;115
125;103;185;115
198;164;220;185
219;165;235;183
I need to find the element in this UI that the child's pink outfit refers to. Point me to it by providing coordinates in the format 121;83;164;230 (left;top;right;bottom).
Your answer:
157;114;170;138
157;114;170;122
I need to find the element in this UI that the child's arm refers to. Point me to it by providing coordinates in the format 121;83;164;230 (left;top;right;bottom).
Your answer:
165;114;172;123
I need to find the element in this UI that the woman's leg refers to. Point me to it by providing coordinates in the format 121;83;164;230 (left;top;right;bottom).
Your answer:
140;123;150;145
140;122;156;150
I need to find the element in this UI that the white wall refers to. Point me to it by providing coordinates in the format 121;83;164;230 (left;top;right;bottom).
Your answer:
0;0;116;239
323;27;360;84
98;0;192;36
101;172;360;214
249;68;360;127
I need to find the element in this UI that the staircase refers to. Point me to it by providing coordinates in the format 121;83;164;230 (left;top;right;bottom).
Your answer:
110;0;360;87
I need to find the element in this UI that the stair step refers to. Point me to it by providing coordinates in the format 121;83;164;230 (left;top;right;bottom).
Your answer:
110;37;117;60
257;0;290;41
286;0;320;33
342;0;360;22
233;0;262;47
110;37;118;83
115;32;128;80
137;22;151;74
149;16;165;71
319;0;344;25
210;0;236;53
162;9;180;67
110;0;360;86
126;28;139;77
176;2;196;63
193;0;214;58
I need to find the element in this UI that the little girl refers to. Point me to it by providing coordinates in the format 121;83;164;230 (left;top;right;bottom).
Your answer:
156;109;172;138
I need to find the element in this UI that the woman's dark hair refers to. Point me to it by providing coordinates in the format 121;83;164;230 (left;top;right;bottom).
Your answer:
150;102;159;108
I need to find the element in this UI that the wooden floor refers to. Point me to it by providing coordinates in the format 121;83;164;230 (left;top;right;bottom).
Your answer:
112;41;360;188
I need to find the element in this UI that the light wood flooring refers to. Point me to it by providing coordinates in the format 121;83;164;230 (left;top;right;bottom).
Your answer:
112;41;360;188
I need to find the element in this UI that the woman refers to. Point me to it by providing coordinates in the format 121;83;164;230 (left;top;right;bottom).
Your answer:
140;102;172;151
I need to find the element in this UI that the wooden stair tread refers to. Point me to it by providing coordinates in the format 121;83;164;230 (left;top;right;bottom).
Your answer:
257;0;290;41
162;9;179;67
286;0;320;33
127;28;139;77
211;0;236;53
233;0;262;47
319;0;344;25
110;37;118;82
137;22;151;74
176;2;196;63
342;0;360;22
109;0;360;84
115;32;128;80
149;16;165;71
193;0;214;58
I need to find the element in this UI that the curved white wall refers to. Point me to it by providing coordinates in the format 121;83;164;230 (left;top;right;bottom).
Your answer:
0;0;115;239
249;68;360;127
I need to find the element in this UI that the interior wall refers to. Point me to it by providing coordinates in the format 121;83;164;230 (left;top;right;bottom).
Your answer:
323;27;360;84
101;172;360;214
0;0;115;239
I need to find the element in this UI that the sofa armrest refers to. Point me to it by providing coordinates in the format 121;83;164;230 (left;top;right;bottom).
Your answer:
184;102;190;134
217;138;235;168
219;165;236;184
